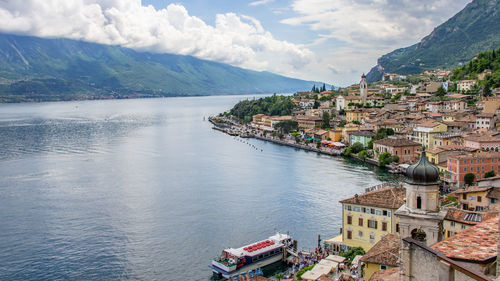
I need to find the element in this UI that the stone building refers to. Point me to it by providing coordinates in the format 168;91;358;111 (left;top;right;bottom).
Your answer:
360;74;367;105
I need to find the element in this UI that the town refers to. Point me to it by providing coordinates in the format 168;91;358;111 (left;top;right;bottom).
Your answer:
210;50;500;281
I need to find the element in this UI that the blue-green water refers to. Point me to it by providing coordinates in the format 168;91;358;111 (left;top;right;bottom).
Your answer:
0;96;400;280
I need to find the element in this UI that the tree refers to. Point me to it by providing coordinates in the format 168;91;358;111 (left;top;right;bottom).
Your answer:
483;84;492;97
436;86;446;98
378;152;398;166
358;150;369;159
350;142;364;154
322;112;331;129
313;100;320;109
274;120;299;134
464;173;476;185
340;247;365;263
485;170;496;178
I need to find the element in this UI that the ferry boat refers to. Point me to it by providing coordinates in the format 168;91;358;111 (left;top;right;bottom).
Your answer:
211;233;293;279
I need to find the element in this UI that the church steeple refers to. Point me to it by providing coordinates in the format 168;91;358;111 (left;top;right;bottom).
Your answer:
360;74;367;105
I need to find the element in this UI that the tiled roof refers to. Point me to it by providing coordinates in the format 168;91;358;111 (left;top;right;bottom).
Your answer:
339;186;405;209
416;120;443;128
350;131;375;137
431;217;498;262
464;135;500;142
360;233;399;266
373;138;420;147
427;145;476;154
444;208;498;225
452;186;493;194
368;267;400;281
487;188;500;199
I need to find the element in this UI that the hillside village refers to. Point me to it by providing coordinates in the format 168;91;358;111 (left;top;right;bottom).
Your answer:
212;49;500;281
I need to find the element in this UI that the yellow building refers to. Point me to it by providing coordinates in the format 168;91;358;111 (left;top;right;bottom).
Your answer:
450;186;500;212
359;233;399;280
252;114;266;125
339;185;405;251
442;208;498;239
328;128;342;142
341;124;360;143
346;109;369;123
412;120;447;149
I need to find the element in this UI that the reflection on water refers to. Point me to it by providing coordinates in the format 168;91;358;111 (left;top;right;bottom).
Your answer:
0;97;401;280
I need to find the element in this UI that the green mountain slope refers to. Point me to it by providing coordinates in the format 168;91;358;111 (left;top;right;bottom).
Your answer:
0;33;323;102
366;0;500;82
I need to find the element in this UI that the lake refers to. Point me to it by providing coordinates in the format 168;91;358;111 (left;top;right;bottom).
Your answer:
0;96;400;280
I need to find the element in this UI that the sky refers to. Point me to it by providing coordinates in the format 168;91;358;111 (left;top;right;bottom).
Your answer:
0;0;473;86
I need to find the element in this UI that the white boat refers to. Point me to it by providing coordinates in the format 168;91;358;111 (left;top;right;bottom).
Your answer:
211;233;293;279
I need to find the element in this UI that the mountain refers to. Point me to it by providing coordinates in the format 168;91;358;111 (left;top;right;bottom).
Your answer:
366;0;500;82
0;33;323;102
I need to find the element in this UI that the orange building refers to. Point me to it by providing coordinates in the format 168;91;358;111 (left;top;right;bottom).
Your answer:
446;152;500;188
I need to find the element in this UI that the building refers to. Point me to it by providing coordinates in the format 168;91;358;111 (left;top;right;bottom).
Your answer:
412;120;447;149
339;184;405;251
426;145;477;173
346;109;369;123
252;114;267;125
296;115;322;129
395;151;447;246
360;74;368;105
475;113;497;130
373;138;421;164
359;233;400;280
400;236;494;281
432;132;463;147
328;128;342;142
443;208;498;238
349;131;374;147
479;97;500;113
431;217;498;277
450;186;500;212
464;135;500;151
457;79;477;92
446;152;500;188
336;95;362;111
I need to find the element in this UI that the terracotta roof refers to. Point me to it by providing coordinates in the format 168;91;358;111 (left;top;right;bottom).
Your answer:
476;113;495;118
431;217;498;262
360;233;400;266
426;145;476;154
451;152;500;160
339;186;405;209
452;186;493;194
487;188;500;199
368;267;400;281
373;138;420;147
416;120;443;128
444;208;498;225
464;135;500;142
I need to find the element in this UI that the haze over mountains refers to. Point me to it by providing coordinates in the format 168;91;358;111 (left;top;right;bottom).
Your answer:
366;0;500;82
0;33;323;102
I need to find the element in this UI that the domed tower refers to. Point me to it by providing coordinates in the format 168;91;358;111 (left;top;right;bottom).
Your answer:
395;148;446;246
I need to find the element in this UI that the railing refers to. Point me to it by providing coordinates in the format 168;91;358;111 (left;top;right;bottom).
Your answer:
364;182;392;193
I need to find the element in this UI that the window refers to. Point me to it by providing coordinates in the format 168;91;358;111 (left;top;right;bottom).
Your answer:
450;221;455;227
370;208;375;214
491;199;496;204
353;206;361;212
359;218;364;226
461;225;466;230
382;222;387;231
464;167;467;172
346;205;352;211
358;231;363;237
347;230;352;239
347;215;352;225
417;196;422;209
362;207;366;213
368;220;378;229
380;265;388;270
477;196;482;202
396;223;399;233
375;210;382;216
383;210;388;216
462;194;466;200
369;233;375;240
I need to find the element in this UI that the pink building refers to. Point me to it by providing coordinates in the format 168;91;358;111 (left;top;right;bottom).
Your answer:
464;135;500;152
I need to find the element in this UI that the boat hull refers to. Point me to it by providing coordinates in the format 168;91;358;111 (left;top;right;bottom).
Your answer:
211;254;283;279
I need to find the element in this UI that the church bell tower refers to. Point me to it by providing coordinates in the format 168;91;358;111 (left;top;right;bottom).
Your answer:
395;149;446;246
360;74;367;105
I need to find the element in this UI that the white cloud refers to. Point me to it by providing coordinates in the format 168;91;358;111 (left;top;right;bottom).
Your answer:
249;0;274;6
0;0;313;79
281;0;472;84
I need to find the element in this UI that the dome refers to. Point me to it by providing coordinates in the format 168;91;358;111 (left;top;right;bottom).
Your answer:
405;150;440;185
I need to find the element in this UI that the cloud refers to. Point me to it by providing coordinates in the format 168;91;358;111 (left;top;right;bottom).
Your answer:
0;0;313;79
249;0;274;6
281;0;472;83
